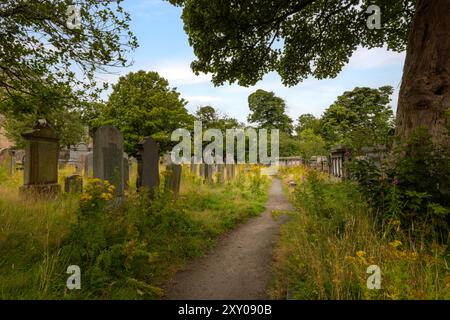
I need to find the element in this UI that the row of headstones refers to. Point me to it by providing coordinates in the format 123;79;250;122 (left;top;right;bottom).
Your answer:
17;122;180;199
16;121;246;199
278;157;304;167
189;161;238;184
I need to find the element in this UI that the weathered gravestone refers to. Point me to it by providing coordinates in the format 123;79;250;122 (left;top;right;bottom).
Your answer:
19;120;61;197
190;157;197;175
93;126;124;197
217;164;225;184
164;155;182;199
204;164;214;185
136;137;160;198
167;165;182;198
225;163;235;180
199;163;205;177
84;152;93;178
64;175;83;193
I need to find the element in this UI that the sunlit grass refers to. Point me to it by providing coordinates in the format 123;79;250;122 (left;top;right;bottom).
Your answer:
269;166;450;300
0;164;269;299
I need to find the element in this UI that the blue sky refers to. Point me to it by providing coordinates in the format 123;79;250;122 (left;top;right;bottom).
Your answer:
100;0;406;124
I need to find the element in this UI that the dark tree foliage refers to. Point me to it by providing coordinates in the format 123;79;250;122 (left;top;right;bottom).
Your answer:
168;0;414;86
0;0;138;105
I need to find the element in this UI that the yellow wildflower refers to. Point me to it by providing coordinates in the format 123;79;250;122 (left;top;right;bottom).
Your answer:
100;193;113;201
389;240;402;248
80;193;93;202
356;250;366;258
356;250;367;264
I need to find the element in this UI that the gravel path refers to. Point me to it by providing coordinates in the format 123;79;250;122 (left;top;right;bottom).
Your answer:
164;178;293;300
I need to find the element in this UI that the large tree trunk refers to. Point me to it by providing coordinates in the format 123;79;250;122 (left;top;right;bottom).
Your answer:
395;0;450;148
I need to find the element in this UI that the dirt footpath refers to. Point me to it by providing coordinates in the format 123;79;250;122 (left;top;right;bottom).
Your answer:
164;178;293;300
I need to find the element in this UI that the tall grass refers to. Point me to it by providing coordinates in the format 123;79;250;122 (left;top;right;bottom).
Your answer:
269;166;449;300
0;164;269;299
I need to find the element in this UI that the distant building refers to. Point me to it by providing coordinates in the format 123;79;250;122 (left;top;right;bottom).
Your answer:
0;115;14;149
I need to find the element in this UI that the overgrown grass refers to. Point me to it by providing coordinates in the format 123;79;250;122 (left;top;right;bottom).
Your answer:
0;165;269;299
269;166;449;300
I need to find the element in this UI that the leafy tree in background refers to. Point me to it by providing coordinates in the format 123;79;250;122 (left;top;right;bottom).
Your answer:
247;89;293;134
297;129;326;161
0;0;137;106
94;71;193;155
279;132;301;157
295;113;321;136
320;86;395;153
168;0;449;148
195;105;241;131
277;128;326;159
0;84;86;148
3;111;86;150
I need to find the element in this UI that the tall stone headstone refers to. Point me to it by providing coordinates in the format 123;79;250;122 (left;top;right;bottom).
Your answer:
93;126;124;196
226;163;236;180
19;120;61;197
199;163;205;177
164;154;181;199
205;164;214;185
217;164;225;184
84;152;93;178
190;157;197;175
136;136;160;198
167;163;182;199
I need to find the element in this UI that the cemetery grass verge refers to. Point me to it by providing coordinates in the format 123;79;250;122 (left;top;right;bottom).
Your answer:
268;166;449;300
0;167;269;299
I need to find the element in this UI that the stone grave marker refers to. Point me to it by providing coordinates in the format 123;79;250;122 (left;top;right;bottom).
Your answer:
199;163;205;177
226;163;236;180
93;126;124;197
64;175;83;193
136;136;160;198
84;152;93;178
164;155;181;199
19;120;61;197
190;157;197;175
205;164;214;185
217;164;225;184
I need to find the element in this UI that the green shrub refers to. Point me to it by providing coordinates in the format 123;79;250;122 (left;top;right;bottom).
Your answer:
348;128;450;242
270;167;449;300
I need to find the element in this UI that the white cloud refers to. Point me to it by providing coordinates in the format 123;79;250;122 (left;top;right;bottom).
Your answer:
153;60;212;86
347;47;405;70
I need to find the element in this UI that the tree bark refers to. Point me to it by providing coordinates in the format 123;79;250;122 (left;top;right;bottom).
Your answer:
395;0;450;148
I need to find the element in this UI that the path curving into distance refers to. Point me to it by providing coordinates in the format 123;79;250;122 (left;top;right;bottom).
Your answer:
164;178;293;300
